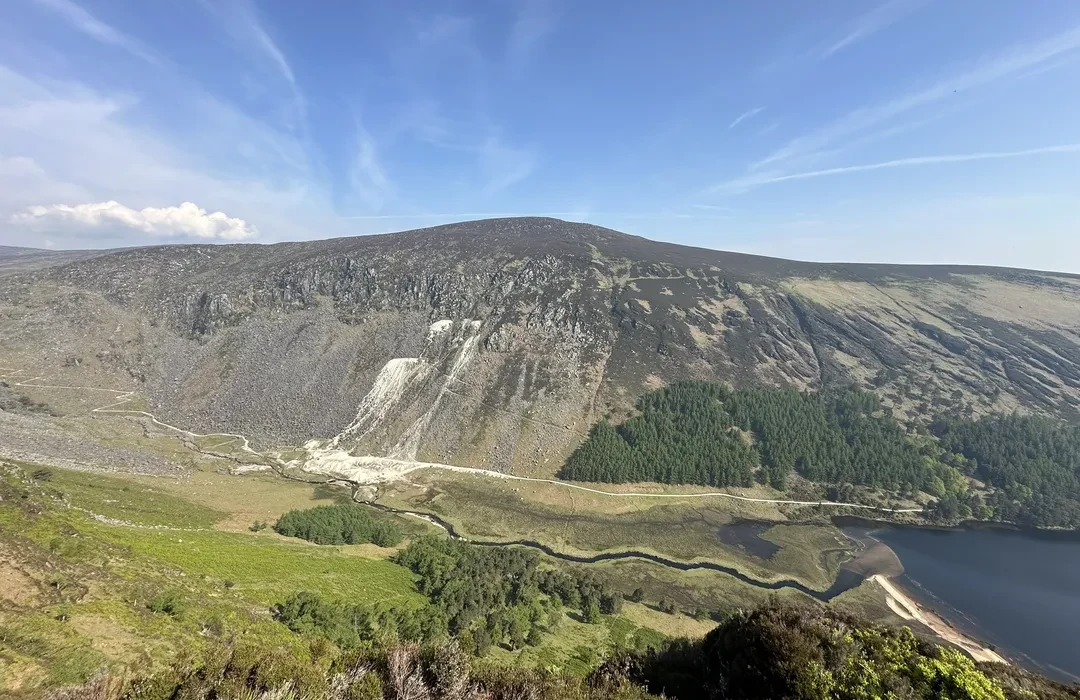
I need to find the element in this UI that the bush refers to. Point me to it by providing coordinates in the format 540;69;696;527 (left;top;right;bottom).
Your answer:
148;590;186;618
621;598;1011;700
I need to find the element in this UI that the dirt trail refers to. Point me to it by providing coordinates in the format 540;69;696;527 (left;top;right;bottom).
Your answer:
1;368;265;462
1;365;922;513
871;574;1008;665
300;450;923;512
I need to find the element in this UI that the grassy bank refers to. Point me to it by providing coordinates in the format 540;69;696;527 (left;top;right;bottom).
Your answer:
377;471;853;592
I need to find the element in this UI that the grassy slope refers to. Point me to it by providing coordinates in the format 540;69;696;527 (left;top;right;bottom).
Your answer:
0;462;727;696
0;463;417;693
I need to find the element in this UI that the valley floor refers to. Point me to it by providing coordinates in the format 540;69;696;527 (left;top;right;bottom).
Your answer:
0;363;1016;696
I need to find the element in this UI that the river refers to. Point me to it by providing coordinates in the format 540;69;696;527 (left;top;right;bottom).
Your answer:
370;493;1080;683
862;523;1080;683
367;501;864;600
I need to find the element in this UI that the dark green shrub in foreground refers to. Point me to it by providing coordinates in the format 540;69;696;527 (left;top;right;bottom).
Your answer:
148;590;186;618
273;504;402;546
605;598;1059;700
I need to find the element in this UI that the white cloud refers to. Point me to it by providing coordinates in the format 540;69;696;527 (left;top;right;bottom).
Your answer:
0;65;340;247
711;143;1080;193
32;0;159;64
819;0;930;59
756;24;1080;170
728;107;764;130
13;201;258;240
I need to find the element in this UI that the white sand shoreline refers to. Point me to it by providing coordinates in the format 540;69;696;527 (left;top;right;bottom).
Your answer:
871;574;1008;665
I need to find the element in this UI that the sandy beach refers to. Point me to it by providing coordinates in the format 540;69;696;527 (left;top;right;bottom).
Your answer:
871;574;1008;665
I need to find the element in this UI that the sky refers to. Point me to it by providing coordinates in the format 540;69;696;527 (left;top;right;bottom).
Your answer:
1;0;1080;271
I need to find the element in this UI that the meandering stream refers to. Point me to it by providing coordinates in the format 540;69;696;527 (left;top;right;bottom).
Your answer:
363;500;865;602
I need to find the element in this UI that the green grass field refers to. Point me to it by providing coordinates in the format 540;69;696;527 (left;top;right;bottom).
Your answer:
481;605;671;676
34;466;226;529
91;526;423;607
0;463;423;693
2;461;750;695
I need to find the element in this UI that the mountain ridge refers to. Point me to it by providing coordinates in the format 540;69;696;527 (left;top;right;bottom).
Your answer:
15;216;1080;278
2;217;1079;476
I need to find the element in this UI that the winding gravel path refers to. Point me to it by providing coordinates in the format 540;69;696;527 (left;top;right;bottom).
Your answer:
0;366;923;514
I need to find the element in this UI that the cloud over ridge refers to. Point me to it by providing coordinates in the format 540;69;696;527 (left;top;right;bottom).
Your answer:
13;200;259;241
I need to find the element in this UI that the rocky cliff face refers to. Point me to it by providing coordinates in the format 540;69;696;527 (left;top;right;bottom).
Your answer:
3;217;1079;476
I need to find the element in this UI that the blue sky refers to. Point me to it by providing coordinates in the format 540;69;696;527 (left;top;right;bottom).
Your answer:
1;0;1079;271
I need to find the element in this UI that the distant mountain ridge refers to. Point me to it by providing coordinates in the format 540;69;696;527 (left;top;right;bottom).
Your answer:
2;217;1079;475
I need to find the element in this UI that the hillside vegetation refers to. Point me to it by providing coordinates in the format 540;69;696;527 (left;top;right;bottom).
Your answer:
617;598;1077;700
932;414;1080;527
3;453;1079;699
562;383;958;493
273;504;403;547
0;461;675;695
37;600;1078;700
274;534;639;656
563;381;1080;527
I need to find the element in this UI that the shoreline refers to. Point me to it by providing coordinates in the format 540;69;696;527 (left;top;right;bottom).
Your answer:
870;574;1008;665
832;514;1080;540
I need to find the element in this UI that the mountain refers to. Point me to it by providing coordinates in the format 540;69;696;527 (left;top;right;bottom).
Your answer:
2;217;1079;475
0;245;105;276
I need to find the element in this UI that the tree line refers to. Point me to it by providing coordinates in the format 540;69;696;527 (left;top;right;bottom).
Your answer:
273;504;403;547
561;382;949;493
932;413;1080;528
277;536;629;657
562;381;1080;528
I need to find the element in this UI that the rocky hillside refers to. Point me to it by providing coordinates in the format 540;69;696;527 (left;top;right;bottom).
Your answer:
2;217;1079;475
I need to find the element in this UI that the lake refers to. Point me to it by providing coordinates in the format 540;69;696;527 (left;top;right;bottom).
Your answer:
865;524;1080;683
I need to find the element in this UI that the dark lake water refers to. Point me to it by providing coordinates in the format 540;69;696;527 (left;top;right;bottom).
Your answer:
868;525;1080;683
715;520;781;559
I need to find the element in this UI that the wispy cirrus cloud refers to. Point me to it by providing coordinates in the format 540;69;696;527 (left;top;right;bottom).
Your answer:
479;135;537;196
199;0;305;123
711;143;1080;194
728;107;764;130
818;0;931;59
506;0;555;74
348;120;395;212
367;10;540;202
756;23;1080;170
31;0;160;64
